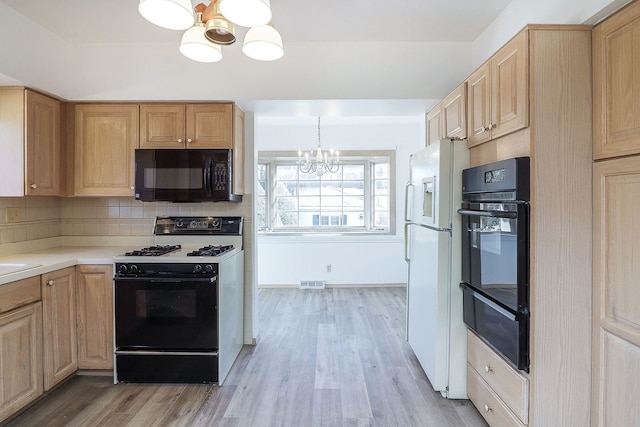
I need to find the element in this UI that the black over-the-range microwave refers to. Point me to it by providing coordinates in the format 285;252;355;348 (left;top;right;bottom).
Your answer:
134;149;242;203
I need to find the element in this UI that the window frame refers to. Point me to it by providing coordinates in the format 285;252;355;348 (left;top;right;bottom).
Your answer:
257;150;395;235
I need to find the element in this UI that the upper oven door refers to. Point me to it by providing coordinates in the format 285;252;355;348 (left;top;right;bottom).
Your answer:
134;149;238;202
458;201;529;313
114;276;218;351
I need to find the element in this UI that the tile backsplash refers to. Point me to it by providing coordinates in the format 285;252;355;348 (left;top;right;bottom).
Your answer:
0;196;252;245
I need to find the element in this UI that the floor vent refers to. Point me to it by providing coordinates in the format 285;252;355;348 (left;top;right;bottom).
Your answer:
299;280;325;290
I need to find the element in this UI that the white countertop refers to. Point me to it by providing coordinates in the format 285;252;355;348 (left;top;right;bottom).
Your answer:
0;246;133;285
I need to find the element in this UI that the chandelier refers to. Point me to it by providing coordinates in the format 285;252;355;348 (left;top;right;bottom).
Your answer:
138;0;284;63
298;117;340;176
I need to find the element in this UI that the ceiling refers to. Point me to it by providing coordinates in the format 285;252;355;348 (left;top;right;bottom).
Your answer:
0;0;512;44
0;0;513;116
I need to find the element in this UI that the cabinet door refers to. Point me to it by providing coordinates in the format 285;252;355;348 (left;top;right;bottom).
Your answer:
593;0;640;159
25;90;62;196
186;103;233;148
74;104;139;196
233;105;245;195
593;157;640;427
426;102;442;146
491;30;529;140
466;63;492;147
76;265;113;370
0;303;43;424
140;104;186;148
42;267;77;391
442;82;467;140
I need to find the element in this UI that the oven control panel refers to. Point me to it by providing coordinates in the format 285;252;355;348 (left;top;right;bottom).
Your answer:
154;216;243;235
115;263;219;277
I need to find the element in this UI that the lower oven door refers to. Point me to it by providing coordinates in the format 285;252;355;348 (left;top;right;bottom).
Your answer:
461;283;529;372
115;276;218;351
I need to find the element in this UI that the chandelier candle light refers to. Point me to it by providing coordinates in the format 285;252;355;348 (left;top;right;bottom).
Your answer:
138;0;284;62
298;117;340;177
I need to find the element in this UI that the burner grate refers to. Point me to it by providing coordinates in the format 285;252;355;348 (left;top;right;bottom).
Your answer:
186;245;234;257
125;245;182;257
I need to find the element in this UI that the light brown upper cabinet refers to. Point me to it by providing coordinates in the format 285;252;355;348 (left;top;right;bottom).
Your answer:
74;104;139;196
0;88;63;196
467;30;529;147
442;82;467;140
593;0;640;159
140;103;233;149
426;102;443;146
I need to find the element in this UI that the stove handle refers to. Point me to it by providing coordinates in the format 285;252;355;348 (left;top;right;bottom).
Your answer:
457;209;517;219
114;276;217;283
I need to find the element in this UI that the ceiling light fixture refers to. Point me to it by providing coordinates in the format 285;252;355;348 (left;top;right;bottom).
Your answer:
138;0;283;62
298;117;340;177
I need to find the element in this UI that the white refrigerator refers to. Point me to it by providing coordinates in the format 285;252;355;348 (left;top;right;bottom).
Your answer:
404;138;469;399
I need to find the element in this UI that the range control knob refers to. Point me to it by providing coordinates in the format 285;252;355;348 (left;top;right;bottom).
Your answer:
193;264;203;273
118;264;128;274
205;264;214;273
130;265;139;273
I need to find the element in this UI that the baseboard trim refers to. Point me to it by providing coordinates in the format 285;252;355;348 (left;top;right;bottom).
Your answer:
258;283;406;289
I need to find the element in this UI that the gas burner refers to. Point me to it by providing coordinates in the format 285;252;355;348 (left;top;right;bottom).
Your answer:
186;245;234;257
125;244;182;257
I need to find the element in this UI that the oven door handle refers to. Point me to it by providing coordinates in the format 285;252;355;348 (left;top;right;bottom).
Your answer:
457;208;517;219
115;276;217;283
460;283;517;321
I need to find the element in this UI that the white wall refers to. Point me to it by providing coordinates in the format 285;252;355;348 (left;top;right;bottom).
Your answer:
255;116;426;286
472;0;633;67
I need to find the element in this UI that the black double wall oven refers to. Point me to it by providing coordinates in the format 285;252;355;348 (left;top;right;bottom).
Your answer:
458;157;530;372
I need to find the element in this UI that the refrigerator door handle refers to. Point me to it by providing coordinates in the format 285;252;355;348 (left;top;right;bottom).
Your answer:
404;223;411;262
404;182;413;222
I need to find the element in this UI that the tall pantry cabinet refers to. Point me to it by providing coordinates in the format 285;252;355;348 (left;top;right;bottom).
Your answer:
465;26;593;427
592;1;640;425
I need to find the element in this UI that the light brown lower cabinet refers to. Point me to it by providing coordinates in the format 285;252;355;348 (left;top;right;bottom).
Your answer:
76;265;114;370
467;330;529;426
0;302;43;424
41;267;78;391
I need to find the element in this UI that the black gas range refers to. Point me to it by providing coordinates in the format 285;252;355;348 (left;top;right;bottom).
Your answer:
113;216;244;385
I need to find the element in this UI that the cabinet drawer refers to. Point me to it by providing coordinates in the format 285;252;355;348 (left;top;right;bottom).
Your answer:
467;330;529;424
0;276;41;314
468;364;526;427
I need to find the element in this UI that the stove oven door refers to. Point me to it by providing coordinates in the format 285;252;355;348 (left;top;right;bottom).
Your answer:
115;276;217;351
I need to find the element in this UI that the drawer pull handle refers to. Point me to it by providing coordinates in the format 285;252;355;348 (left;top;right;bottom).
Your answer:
484;404;492;412
484;365;492;373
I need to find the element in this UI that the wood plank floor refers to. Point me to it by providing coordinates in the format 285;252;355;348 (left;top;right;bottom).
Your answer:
5;287;487;427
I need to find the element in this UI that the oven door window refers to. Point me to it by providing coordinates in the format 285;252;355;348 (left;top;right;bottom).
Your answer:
460;202;529;312
115;278;217;351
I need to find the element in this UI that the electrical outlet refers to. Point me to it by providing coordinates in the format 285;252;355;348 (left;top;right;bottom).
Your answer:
326;264;332;273
6;207;22;223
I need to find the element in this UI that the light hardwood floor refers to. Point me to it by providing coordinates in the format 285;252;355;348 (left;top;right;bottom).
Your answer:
5;287;487;427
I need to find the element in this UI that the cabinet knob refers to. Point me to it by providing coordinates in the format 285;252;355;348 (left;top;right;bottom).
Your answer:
484;404;492;412
47;279;54;286
480;126;487;133
487;123;495;130
30;184;38;189
187;138;193;143
484;365;492;373
177;138;183;143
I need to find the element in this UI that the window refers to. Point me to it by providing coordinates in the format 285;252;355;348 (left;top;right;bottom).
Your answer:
257;151;394;234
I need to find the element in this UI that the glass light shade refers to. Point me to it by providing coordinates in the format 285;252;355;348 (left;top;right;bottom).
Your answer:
219;0;272;27
138;0;194;30
242;24;284;61
179;25;223;63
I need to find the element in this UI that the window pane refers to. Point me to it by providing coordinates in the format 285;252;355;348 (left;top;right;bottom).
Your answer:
299;181;320;196
299;196;320;210
321;197;343;210
375;195;389;210
343;165;364;180
276;165;298;180
374;211;389;228
375;163;389;179
375;180;388;195
343;181;364;196
321;181;342;195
